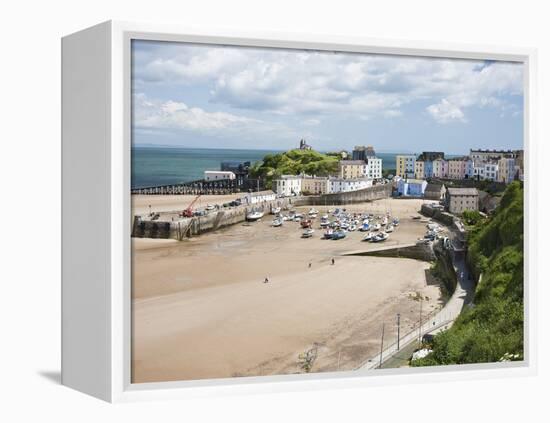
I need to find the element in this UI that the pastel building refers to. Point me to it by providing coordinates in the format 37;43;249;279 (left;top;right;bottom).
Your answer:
498;157;517;184
396;178;428;197
432;158;449;178
301;175;330;195
447;158;472;180
274;175;302;196
414;160;425;179
339;160;369;179
396;155;416;178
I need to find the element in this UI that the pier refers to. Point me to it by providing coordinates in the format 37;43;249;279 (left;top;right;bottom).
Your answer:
131;177;264;196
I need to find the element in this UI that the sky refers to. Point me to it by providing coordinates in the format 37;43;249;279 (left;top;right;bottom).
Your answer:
132;40;524;155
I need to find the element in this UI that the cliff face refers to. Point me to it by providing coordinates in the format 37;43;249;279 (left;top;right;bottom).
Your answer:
413;182;524;366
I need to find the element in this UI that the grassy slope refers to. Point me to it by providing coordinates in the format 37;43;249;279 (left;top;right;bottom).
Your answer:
249;149;339;185
413;182;524;366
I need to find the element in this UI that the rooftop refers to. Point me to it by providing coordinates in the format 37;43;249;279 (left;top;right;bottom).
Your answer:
425;183;445;193
447;187;479;196
339;160;367;166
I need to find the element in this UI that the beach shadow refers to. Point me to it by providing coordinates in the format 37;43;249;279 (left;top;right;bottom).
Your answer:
38;370;61;384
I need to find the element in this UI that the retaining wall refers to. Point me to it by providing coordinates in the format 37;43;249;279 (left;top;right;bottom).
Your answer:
344;243;436;262
294;183;392;206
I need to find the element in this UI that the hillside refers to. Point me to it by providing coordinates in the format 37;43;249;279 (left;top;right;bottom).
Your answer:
413;181;524;366
249;149;339;185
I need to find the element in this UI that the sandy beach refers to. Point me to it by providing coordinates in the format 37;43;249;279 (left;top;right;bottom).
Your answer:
132;198;443;383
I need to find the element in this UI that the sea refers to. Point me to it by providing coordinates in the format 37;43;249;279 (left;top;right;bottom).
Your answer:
131;146;401;189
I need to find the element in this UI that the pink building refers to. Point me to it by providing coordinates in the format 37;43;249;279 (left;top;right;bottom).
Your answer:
432;159;448;178
448;158;469;180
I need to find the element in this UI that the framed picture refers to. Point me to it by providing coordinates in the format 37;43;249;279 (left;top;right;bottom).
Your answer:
62;21;537;402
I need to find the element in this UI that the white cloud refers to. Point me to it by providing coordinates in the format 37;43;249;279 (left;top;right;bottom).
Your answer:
426;99;466;124
134;93;302;141
133;42;524;124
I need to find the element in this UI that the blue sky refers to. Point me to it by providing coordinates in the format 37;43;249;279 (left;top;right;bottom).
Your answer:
132;40;524;155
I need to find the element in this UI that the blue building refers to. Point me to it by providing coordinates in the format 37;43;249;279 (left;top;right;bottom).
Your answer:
396;178;428;197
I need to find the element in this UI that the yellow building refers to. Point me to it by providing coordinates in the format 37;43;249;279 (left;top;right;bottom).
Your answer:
339;160;368;179
396;155;416;178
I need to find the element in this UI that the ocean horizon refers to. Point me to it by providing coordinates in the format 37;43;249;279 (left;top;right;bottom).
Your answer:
131;145;456;189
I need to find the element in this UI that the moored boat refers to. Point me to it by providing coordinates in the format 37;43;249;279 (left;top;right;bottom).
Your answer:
301;228;315;238
272;219;283;227
331;230;346;240
246;210;264;221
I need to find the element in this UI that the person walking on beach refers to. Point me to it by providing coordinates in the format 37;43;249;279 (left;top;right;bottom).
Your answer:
264;277;269;284
331;258;335;265
308;262;312;269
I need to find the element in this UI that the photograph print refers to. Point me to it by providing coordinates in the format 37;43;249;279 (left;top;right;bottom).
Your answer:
130;39;524;383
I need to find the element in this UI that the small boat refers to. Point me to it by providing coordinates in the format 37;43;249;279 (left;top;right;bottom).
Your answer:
321;214;328;220
205;204;215;211
246;211;264;221
381;217;388;226
385;224;394;233
360;222;370;231
301;228;315;238
349;224;357;232
271;207;281;215
340;222;349;230
308;208;319;217
392;218;400;226
363;232;373;241
272;219;283;227
372;223;381;231
372;232;389;242
320;219;330;228
411;215;421;220
331;230;346;240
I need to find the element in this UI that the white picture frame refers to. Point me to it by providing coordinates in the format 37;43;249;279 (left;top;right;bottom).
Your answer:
61;20;538;402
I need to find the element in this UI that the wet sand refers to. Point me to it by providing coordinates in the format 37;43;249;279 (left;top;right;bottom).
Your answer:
132;198;443;383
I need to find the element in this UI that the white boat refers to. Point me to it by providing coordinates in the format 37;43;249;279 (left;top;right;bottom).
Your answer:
323;229;334;239
385;224;394;233
271;207;281;215
381;217;388;226
320;219;330;228
246;211;264;221
363;232;373;241
272;219;283;227
308;208;319;217
321;214;328;220
349;224;357;231
372;223;381;231
371;232;389;242
205;204;215;211
302;228;315;238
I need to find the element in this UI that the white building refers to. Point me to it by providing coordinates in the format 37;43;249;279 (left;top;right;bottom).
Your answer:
329;177;372;193
273;175;302;196
241;190;276;205
204;170;236;181
366;157;383;179
483;162;499;181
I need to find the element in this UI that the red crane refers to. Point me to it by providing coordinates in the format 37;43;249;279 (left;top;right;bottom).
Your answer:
180;194;201;217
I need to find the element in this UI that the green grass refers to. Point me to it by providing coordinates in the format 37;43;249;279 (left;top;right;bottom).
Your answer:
412;182;524;366
249;149;339;185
